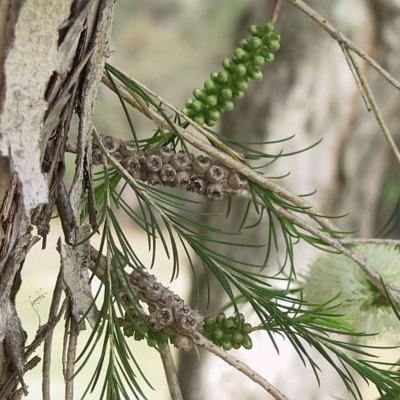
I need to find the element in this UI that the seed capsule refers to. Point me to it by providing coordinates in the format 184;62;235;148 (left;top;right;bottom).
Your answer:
92;148;103;165
206;165;225;183
146;155;163;172
157;308;175;326
181;315;197;333
206;183;224;200
188;177;206;194
174;170;190;189
145;146;173;163
193;155;212;175
228;172;247;189
146;281;163;301
173;304;191;322
171;152;190;171
160;163;177;183
102;136;120;153
119;140;137;157
122;155;141;179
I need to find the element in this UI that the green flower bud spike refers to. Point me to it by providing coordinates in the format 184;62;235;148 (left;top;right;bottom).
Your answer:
183;22;280;127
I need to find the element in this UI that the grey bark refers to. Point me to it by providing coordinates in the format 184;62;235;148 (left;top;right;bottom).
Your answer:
178;1;400;399
0;1;115;398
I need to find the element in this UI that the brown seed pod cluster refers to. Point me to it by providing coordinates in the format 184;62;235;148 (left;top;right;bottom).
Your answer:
93;135;248;200
128;270;203;350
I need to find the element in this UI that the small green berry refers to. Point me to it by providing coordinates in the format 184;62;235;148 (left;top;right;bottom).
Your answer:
248;24;263;38
232;332;244;344
238;39;252;52
232;89;245;99
232;341;241;350
217;71;230;84
204;79;219;93
224;317;236;330
249;37;262;49
235;78;248;92
260;48;274;62
205;118;217;127
242;323;253;334
193;88;206;101
207;107;221;122
216;312;226;327
182;108;194;117
269;32;281;42
234;48;250;62
264;52;275;63
210;71;219;82
221;100;234;111
235;64;247;76
206;95;218;106
235;313;245;325
242;334;253;349
222;58;236;72
220;87;233;100
204;316;216;326
222;339;233;351
185;98;194;108
266;40;280;52
262;22;275;34
191;100;205;112
194;114;205;125
213;328;224;340
252;55;265;67
247;65;263;81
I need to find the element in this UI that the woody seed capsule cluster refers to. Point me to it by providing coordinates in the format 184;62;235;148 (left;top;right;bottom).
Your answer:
122;270;204;351
93;135;248;200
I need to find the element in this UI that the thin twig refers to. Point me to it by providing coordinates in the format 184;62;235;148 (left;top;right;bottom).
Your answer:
270;0;283;23
193;334;290;400
285;0;400;92
342;46;400;166
341;238;400;246
159;346;183;400
42;271;65;400
339;43;371;111
64;315;79;400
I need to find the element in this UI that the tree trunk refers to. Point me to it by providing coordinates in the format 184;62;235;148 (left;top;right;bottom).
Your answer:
178;1;400;399
0;1;115;398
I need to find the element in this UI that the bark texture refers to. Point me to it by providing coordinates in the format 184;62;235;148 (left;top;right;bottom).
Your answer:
178;1;400;399
0;1;115;397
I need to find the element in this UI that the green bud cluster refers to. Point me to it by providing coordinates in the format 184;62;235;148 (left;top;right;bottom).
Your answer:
198;312;253;351
182;22;280;127
122;310;170;349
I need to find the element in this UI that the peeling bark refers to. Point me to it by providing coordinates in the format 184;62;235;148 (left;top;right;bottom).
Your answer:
0;1;115;397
